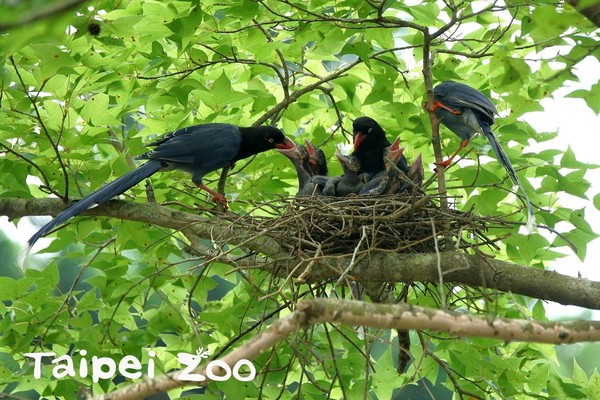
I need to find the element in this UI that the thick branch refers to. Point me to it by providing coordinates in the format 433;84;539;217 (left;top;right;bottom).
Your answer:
568;0;600;28
0;0;87;32
2;197;285;259
2;197;600;310
92;298;600;400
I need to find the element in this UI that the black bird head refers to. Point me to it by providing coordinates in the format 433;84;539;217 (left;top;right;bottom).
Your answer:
351;116;412;177
352;116;387;152
304;139;328;176
236;126;295;161
263;126;296;150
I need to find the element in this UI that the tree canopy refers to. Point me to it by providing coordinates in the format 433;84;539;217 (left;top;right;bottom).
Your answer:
1;0;600;399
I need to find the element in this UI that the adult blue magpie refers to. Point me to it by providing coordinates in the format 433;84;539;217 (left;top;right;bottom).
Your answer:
429;81;536;232
26;123;294;253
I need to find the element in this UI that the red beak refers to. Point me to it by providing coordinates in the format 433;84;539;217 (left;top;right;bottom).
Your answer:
387;138;404;163
275;137;296;150
304;139;315;157
353;132;365;151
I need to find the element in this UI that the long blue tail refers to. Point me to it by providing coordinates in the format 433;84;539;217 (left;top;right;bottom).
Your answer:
483;126;536;233
24;160;164;254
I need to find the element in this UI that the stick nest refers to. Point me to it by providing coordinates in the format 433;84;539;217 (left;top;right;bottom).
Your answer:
248;193;509;258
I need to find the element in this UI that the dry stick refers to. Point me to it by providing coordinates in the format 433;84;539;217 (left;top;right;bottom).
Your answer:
335;225;368;287
296;244;322;283
430;217;446;309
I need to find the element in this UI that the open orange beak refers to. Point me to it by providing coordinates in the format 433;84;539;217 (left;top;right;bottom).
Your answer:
275;137;296;150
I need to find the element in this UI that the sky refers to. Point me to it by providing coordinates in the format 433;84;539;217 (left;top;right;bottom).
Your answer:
524;55;600;278
521;56;600;318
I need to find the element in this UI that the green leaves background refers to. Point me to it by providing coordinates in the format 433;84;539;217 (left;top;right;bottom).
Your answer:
1;0;599;398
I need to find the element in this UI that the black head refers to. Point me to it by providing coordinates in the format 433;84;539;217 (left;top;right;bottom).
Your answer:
352;116;387;152
259;126;295;150
236;126;295;161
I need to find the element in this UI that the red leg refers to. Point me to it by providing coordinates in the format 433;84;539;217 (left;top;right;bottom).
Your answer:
427;100;462;115
197;183;228;210
435;139;470;168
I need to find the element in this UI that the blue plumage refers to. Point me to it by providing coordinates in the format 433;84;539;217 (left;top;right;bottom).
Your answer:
432;81;536;233
24;123;294;261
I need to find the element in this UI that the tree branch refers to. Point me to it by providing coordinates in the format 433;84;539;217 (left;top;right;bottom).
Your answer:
3;197;600;310
567;0;600;28
91;298;600;400
0;0;87;32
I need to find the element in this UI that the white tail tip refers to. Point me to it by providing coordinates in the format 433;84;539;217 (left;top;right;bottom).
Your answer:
18;245;31;272
525;213;537;235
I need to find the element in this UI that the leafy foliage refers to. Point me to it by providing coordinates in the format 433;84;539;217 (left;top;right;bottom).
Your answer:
0;0;599;398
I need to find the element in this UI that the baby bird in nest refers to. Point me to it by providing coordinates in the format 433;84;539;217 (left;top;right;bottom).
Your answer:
278;140;326;196
360;138;406;195
305;139;328;177
315;153;371;197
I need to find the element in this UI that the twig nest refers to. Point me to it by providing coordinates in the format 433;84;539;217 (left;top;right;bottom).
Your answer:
257;194;500;257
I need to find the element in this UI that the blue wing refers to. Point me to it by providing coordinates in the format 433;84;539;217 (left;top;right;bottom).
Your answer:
434;81;497;122
139;123;242;183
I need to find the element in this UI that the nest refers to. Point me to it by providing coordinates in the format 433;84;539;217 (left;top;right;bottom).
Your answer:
249;193;510;258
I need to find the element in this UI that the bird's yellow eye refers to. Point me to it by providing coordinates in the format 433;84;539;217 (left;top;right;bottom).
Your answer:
368;128;373;133
268;138;274;143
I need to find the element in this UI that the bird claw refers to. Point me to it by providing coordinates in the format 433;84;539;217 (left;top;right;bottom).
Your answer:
211;194;229;210
433;159;452;173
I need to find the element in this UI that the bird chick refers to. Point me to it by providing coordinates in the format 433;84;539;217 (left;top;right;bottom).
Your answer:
359;138;405;195
305;139;328;177
277;143;319;196
321;153;370;197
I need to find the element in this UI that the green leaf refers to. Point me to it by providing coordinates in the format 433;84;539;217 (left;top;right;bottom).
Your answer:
566;83;600;114
29;44;77;80
342;41;372;67
593;193;600;211
79;93;121;126
587;369;600;399
547;374;587;398
372;347;405;399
